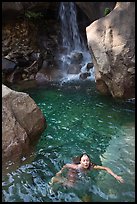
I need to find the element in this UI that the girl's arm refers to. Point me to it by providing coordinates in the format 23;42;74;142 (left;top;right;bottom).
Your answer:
49;164;71;185
49;164;77;186
93;165;124;183
55;165;67;176
56;163;76;176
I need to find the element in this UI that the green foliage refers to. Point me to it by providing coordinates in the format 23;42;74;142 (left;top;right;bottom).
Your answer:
25;11;44;21
104;7;111;16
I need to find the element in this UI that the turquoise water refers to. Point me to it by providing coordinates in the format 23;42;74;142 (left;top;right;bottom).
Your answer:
2;81;135;202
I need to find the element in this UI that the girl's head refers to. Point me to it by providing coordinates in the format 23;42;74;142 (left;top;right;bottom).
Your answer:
73;153;91;169
79;154;91;169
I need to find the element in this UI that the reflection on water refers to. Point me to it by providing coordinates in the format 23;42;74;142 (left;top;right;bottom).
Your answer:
2;81;135;202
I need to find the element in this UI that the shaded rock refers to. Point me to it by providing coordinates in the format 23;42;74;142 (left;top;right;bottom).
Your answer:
2;2;51;20
79;72;91;80
70;52;83;64
67;64;82;74
35;72;49;83
36;67;65;83
86;62;94;71
76;2;116;21
2;57;17;73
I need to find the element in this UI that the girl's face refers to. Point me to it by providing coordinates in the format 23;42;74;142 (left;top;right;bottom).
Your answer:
80;155;90;169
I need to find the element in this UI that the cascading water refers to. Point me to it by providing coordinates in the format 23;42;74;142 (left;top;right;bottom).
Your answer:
59;2;85;53
58;2;95;82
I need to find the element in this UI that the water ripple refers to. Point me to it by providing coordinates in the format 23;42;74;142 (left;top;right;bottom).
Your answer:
2;82;135;202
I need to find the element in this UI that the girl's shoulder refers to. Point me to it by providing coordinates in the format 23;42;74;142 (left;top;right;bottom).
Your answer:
89;162;96;170
65;163;78;169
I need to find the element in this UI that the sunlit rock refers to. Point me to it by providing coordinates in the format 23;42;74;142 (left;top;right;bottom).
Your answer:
2;84;46;165
86;2;135;99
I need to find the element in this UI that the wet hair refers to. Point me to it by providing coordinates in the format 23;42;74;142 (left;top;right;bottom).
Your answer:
79;153;91;162
72;153;91;164
72;156;81;164
72;153;96;170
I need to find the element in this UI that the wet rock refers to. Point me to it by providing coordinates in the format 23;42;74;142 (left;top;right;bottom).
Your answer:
2;57;17;73
67;64;82;74
70;52;83;64
79;72;91;80
86;62;94;71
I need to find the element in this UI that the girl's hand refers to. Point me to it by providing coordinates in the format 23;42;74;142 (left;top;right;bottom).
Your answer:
56;172;61;177
115;175;124;183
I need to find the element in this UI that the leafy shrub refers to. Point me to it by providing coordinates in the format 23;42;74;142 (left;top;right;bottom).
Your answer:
104;8;111;16
25;11;44;21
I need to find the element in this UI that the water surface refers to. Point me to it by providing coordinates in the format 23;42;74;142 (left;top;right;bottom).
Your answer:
2;81;135;202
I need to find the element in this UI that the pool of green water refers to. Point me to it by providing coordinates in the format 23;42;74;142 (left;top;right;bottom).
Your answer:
2;81;135;202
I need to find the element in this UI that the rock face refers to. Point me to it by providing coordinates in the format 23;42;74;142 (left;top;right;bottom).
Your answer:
2;2;61;85
76;2;116;22
2;84;46;164
86;2;135;99
2;2;51;20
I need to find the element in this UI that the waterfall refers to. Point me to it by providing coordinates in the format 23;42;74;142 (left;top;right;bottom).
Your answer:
59;2;85;53
58;2;95;82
